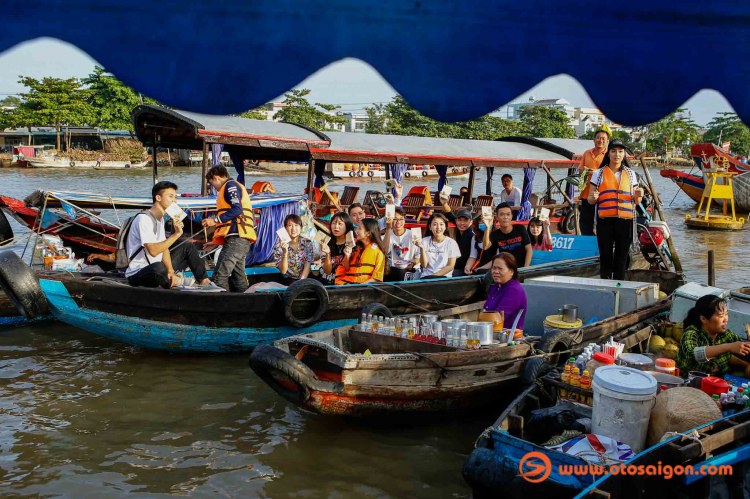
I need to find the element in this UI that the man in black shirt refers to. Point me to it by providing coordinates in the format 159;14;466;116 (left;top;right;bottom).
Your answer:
478;202;533;271
442;206;475;276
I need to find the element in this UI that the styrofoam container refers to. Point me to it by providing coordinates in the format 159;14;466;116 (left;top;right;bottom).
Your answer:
669;283;729;324
592;366;657;453
647;221;671;240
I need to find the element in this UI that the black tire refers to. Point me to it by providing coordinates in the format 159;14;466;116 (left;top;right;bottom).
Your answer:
249;344;314;405
250;159;260;166
521;357;552;387
538;330;575;366
367;170;374;177
0;250;48;319
349;171;355;177
357;171;363;177
69;161;75;167
452;167;459;173
463;167;469;174
558;209;576;234
360;303;392;321
404;172;411;178
0;209;13;244
482;269;494;297
422;170;428;177
282;278;329;328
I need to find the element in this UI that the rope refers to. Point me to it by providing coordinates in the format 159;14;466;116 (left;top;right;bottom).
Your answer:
370;285;431;312
662;429;705;454
408;351;449;384
373;281;461;309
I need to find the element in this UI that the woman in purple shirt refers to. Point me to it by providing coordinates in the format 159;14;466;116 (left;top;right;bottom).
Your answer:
482;253;527;330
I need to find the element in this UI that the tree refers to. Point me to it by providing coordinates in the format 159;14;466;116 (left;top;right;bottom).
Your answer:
364;103;388;134
16;76;94;149
0;96;21;108
703;112;750;156
517;106;576;138
82;66;156;131
273;89;348;131
236;109;268;121
639;109;701;155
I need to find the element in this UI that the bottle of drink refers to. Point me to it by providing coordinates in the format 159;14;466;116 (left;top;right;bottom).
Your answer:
474;331;481;350
438;324;447;345
580;370;592;405
371;316;380;334
713;394;722;412
395;319;403;338
569;368;581;403
459;327;467;349
408;318;416;340
744;395;750;411
560;365;571;401
361;313;369;332
446;325;454;347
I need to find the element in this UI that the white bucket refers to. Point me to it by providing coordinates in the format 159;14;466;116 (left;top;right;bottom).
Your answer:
592;366;657;454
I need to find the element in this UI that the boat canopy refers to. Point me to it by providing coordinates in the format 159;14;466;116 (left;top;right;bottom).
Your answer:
133;105;579;168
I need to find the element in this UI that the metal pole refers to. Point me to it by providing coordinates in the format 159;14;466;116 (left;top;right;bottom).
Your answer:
306;159;316;205
467;164;476;206
639;158;683;272
152;142;159;185
708;250;715;286
201;141;210;196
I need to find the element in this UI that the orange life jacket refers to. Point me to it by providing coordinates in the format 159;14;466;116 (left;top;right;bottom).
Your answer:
579;148;606;199
596;167;634;219
251;181;275;193
213;179;257;245
335;243;384;285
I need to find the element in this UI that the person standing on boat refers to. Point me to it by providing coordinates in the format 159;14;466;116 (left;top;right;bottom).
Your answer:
383;207;421;281
125;181;211;288
677;295;750;377
418;213;462;279
498;174;522;220
335;218;385;284
319;212;354;285
578;128;610;235
273;214;315;285
482;253;527;331
587;139;642;281
478;203;532;271
201;166;257;292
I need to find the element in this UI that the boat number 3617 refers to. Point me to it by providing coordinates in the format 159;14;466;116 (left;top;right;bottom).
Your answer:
550;236;574;250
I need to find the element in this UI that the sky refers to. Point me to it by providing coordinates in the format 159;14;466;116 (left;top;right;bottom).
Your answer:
0;37;736;127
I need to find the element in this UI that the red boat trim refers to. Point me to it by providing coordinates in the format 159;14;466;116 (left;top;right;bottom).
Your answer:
309;147;577;165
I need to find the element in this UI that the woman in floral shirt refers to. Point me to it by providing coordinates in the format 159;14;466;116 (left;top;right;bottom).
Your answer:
273;214;314;283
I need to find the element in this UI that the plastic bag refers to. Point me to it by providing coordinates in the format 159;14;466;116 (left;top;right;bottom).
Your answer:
526;402;592;442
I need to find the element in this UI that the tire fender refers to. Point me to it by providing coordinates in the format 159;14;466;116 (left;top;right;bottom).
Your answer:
422;170;428;177
0;250;49;319
538;330;575;366
357;171;363;177
0;209;13;244
249;344;315;405
404;172;411;178
349;171;355;177
360;303;392;321
282;278;329;328
367;170;374;177
521;357;552;386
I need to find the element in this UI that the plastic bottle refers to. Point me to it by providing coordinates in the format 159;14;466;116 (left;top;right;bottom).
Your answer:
439;324;447;345
395;319;403;338
408;318;416;340
371;316;380;334
580;370;592;405
361;313;369;332
446;326;455;347
459;328;468;349
569;367;581;403
744;395;750;411
560;365;571;401
713;394;722;412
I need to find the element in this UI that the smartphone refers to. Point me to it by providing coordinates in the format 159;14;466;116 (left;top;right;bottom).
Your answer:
276;227;291;244
166;203;187;222
481;206;493;219
385;204;396;218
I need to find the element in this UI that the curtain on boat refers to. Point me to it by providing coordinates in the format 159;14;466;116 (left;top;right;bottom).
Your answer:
313;159;326;188
227;151;245;185
517;167;535;221
565;166;576;203
246;200;300;266
486;167;494;195
389;164;407;199
211;144;223;167
435;165;448;192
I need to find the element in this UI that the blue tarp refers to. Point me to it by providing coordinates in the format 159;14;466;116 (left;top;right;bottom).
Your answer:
6;1;747;126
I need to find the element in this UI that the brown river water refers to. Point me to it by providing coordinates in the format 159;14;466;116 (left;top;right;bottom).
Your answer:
0;166;747;498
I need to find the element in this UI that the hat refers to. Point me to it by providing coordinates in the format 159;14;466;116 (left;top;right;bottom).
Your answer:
607;139;630;153
456;209;473;220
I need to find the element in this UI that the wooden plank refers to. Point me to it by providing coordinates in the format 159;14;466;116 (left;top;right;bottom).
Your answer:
673;418;750;461
200;134;261;147
341;371;523;399
508;414;524;439
257;139;309;151
344;359;525;387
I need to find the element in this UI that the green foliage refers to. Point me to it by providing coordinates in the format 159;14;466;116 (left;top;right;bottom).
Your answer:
639;109;701;153
0;95;21;108
236;109;268;120
273;89;348;131
81;66;156;131
703;112;750;156
364;103;388;134
517;106;576;138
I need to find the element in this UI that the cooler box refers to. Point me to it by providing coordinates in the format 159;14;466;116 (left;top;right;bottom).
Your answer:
728;288;750;340
525;276;659;315
669;283;729;324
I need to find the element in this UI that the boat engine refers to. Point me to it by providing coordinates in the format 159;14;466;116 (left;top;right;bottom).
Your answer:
638;222;672;271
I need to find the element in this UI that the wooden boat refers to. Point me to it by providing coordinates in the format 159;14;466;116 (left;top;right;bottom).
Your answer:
660;143;750;212
27;158;148;169
576;409;750;498
249;270;684;416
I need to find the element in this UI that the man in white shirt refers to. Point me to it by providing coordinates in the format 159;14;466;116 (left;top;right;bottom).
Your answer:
126;181;210;288
382;207;421;281
498;174;523;221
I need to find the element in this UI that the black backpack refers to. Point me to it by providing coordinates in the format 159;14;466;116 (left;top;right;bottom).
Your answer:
114;210;158;270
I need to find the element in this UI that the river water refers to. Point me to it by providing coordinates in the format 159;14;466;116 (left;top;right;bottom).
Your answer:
0;166;747;498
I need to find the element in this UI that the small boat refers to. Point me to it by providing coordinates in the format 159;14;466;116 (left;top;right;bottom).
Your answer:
660;143;750;212
575;409;750;498
27;158;149;169
249;270;684;416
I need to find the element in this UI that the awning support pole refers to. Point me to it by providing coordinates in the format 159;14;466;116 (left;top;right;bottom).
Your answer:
541;162;580;235
201;141;209;196
152;138;159;185
639;157;682;272
467;163;476;207
306;158;315;205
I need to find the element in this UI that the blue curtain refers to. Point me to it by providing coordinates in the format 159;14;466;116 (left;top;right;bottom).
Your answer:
435;165;448;192
313;159;326;188
390;163;407;198
246;200;300;266
485;167;494;195
211;143;224;167
517;167;536;221
228;151;245;185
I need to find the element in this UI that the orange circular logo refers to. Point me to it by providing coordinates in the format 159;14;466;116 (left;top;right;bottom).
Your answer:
518;451;552;483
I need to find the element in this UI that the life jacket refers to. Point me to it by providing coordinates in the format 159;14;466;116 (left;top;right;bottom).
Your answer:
596;167;634;219
251;181;275;193
213;179;257;245
580;149;606;199
335;243;383;285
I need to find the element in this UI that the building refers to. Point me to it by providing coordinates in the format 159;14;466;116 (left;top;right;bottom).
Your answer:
506;97;576;121
341;112;369;133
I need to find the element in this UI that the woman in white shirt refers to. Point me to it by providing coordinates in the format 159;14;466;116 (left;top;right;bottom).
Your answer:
418;213;462;279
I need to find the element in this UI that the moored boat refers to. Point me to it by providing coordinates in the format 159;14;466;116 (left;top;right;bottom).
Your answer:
249;270;684;416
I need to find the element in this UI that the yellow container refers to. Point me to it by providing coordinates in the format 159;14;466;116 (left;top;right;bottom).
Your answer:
544;315;583;332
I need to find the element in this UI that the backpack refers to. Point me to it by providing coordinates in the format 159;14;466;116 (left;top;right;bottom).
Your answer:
115;210;159;270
